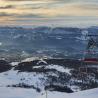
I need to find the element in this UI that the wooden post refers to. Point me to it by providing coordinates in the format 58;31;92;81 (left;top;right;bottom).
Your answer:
46;90;47;98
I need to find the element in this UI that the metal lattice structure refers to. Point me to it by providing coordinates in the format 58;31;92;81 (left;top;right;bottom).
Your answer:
82;30;98;62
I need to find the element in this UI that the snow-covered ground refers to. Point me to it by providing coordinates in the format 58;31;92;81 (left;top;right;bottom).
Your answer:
46;88;98;98
0;87;98;98
0;58;98;98
0;69;46;90
45;64;71;74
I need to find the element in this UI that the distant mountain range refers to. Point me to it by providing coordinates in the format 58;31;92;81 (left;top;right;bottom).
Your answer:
0;26;98;61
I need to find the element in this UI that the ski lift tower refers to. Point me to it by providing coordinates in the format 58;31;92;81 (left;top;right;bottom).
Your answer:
83;30;98;63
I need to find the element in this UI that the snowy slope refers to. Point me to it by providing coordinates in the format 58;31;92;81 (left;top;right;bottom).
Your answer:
45;88;98;98
0;58;98;98
0;87;98;98
1;58;98;93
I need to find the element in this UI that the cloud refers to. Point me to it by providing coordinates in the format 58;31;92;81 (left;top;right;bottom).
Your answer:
0;0;98;27
0;12;13;16
76;4;98;10
0;5;14;9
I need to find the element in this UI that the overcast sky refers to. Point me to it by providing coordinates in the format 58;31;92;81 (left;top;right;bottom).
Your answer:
0;0;98;27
